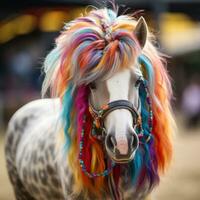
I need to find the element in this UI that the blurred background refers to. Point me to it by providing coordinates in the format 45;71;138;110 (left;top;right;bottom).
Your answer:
0;0;200;199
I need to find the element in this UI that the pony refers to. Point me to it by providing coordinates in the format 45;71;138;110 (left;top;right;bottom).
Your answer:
5;4;175;200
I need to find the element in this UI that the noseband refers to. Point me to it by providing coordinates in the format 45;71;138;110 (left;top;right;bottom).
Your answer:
89;99;142;139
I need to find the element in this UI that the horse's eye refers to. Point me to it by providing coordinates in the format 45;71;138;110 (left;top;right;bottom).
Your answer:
135;77;143;88
90;82;96;90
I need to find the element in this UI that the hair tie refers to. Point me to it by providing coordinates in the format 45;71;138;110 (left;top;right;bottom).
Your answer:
101;19;113;43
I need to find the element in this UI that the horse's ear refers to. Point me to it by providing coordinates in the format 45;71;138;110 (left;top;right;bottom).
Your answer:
134;17;148;49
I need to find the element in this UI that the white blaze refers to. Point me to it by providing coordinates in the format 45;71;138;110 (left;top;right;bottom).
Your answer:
105;69;132;155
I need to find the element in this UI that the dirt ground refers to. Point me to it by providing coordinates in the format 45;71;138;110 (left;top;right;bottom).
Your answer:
0;120;200;200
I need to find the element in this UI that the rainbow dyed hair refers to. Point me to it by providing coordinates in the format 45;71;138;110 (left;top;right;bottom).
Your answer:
42;6;174;198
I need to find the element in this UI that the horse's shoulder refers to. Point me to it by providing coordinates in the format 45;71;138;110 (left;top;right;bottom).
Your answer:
17;98;60;114
10;98;59;121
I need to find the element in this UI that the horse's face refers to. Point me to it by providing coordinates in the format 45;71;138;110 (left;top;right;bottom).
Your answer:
89;17;148;163
90;67;142;163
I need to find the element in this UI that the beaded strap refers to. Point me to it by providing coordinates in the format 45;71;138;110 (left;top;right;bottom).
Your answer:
79;115;115;178
143;80;153;133
138;80;153;143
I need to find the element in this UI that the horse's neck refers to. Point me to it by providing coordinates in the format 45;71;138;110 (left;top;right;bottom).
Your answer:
118;166;151;200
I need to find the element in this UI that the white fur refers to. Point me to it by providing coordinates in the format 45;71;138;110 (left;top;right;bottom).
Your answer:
104;68;139;154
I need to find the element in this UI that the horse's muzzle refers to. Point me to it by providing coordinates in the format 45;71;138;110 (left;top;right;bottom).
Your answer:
105;132;139;163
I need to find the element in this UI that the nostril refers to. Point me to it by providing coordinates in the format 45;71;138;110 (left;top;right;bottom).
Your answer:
106;135;116;151
130;134;139;149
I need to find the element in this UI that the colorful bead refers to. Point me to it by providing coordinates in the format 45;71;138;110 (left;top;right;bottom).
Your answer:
79;115;115;178
136;79;153;144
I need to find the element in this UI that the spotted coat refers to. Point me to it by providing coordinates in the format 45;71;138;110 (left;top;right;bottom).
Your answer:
5;99;150;200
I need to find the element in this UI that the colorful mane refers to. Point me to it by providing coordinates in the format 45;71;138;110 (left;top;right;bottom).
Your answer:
42;6;174;198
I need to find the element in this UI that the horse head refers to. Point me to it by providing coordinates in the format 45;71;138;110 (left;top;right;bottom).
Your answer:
88;17;147;163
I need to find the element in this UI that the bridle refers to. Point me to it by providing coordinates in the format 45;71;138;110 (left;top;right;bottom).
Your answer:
88;76;145;140
79;77;153;179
